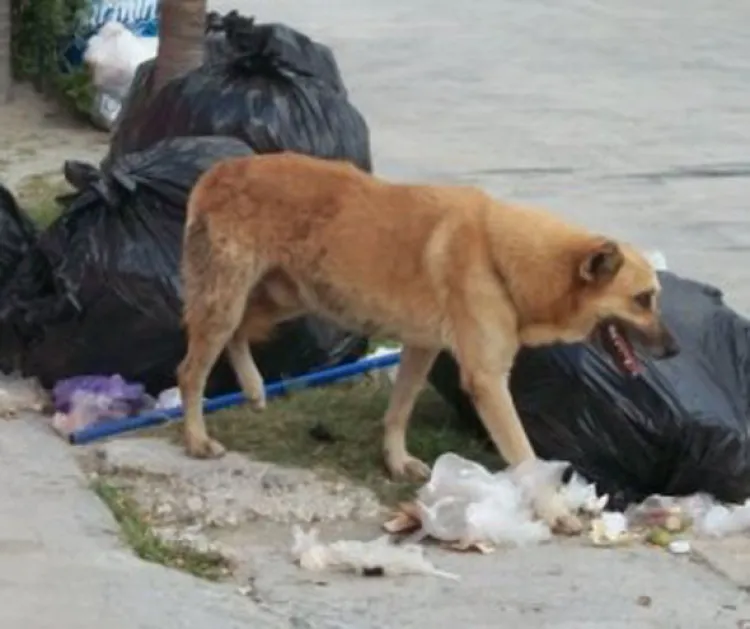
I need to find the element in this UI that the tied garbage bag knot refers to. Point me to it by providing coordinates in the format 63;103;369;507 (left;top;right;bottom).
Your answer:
104;10;370;173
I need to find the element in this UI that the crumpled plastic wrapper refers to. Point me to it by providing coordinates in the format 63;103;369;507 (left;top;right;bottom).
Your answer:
383;453;608;551
589;512;634;547
291;526;458;580
379;452;750;555
673;493;750;538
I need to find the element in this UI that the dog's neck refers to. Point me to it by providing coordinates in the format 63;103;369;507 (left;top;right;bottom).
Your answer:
482;203;589;334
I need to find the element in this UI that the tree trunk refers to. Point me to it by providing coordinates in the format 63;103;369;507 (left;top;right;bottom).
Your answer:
0;0;12;103
152;0;206;94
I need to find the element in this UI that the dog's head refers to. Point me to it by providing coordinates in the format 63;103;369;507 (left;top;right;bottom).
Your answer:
573;238;678;374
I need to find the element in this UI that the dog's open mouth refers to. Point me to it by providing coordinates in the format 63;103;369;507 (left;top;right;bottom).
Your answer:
598;321;641;375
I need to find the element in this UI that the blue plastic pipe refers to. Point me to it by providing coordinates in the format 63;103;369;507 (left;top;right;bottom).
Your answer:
68;350;402;445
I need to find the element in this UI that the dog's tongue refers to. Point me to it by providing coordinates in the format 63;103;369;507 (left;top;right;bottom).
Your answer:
608;323;641;375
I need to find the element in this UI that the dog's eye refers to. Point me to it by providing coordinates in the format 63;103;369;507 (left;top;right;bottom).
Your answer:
633;290;655;310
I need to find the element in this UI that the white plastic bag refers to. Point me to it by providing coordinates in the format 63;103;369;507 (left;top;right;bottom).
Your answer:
155;386;182;410
416;454;554;546
291;526;458;579
84;20;158;101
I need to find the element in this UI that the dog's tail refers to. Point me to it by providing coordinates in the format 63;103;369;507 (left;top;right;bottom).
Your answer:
181;167;229;328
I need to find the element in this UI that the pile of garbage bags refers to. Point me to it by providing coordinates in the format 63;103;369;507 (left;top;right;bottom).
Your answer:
0;13;370;396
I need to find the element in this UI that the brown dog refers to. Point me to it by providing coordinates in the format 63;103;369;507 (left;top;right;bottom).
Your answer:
177;152;677;534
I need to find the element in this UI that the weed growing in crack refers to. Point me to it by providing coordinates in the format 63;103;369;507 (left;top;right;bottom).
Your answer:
92;479;232;581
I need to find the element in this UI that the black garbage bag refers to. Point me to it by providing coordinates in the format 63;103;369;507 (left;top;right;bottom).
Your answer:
0;137;367;394
105;11;370;173
202;10;346;92
429;271;750;509
0;185;38;289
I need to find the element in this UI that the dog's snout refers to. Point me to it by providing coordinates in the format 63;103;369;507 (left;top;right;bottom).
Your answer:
651;325;679;359
660;331;679;358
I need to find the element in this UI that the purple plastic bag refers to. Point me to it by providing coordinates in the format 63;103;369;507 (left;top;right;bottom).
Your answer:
52;374;148;416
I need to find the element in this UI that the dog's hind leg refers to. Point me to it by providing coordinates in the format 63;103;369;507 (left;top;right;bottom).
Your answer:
177;216;264;459
225;334;267;413
382;345;439;481
178;286;250;459
225;284;305;412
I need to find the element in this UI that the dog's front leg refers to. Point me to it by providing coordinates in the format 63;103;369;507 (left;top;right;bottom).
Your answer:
382;345;439;481
462;367;582;535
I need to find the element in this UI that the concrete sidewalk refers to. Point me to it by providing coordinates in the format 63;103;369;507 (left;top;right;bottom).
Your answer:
0;418;287;629
3;417;750;629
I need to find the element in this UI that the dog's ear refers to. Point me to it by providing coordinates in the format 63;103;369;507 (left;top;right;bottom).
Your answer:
579;240;624;284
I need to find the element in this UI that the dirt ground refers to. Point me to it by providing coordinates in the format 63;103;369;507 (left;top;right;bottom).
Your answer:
0;85;108;200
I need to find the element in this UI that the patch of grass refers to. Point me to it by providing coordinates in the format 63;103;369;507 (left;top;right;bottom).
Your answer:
159;377;498;505
15;173;72;227
92;479;232;581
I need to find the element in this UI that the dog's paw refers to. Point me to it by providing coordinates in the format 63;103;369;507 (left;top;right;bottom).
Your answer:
386;453;432;482
185;434;227;459
247;393;266;412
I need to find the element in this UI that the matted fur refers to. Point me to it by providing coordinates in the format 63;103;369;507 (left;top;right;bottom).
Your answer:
177;152;674;534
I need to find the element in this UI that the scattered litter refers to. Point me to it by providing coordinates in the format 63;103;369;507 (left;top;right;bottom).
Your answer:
628;492;750;539
627;495;690;533
0;373;48;418
589;512;634;547
384;453;614;549
559;470;609;516
381;453;750;557
155;387;182;410
667;539;691;555
291;526;458;580
50;374;151;437
684;496;750;538
415;453;554;547
629;493;750;545
366;346;401;385
645;528;673;548
53;375;148;415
